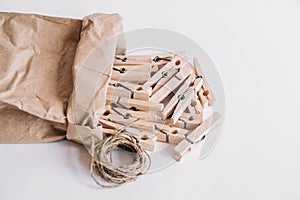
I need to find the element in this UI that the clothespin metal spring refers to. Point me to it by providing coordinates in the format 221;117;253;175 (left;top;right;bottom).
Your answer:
115;56;127;62
152;56;171;63
113;82;134;98
154;125;170;143
113;67;126;73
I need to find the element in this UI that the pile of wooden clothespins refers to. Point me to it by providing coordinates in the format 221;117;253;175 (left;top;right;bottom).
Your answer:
99;52;221;161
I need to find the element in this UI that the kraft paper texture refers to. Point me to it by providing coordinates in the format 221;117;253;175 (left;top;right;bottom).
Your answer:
0;12;125;144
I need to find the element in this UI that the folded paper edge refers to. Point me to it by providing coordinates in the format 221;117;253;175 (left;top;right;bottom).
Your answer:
66;13;126;144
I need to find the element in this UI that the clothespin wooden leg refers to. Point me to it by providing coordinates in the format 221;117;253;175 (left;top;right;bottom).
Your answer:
170;77;203;124
173;112;221;161
193;58;215;106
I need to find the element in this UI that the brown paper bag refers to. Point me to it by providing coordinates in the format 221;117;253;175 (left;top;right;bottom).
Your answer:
0;12;125;143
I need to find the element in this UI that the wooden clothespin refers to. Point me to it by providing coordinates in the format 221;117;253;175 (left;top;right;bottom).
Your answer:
152;123;188;144
150;52;180;66
159;68;203;124
143;55;187;88
180;112;202;121
114;55;149;66
197;88;209;108
99;119;157;151
111;64;151;84
187;94;203;114
161;73;195;119
166;113;202;130
169;77;203;124
149;64;194;103
114;52;180;74
101;110;188;143
114;52;180;66
104;105;160;122
193;58;215;106
101;112;155;131
106;95;164;112
173;112;221;161
108;80;152;101
152;69;178;94
101;106;188;145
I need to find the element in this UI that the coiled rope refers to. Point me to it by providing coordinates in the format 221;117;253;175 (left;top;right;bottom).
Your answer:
90;132;151;188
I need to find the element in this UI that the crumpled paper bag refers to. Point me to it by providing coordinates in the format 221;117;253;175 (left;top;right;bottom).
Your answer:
0;12;125;144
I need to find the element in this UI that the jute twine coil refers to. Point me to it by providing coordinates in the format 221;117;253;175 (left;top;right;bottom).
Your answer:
90;132;151;188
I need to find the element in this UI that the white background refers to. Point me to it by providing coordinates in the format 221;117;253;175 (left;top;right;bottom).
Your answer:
1;0;300;199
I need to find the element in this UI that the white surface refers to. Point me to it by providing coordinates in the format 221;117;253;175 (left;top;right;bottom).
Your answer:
1;0;300;199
